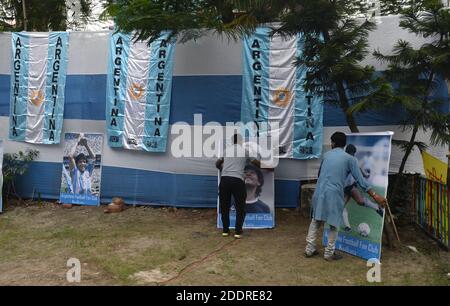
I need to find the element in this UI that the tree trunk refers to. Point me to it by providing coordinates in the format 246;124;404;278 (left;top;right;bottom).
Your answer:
389;124;419;203
384;124;419;249
336;81;359;133
321;30;359;133
345;112;359;133
397;125;419;176
22;0;28;31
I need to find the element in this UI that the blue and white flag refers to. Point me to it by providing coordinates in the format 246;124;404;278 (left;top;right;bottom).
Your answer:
242;28;323;159
106;32;175;152
9;32;69;144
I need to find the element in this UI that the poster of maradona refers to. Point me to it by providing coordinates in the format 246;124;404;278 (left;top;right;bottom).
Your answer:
60;133;104;206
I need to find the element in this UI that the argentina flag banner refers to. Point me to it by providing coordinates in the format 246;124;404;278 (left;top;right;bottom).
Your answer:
106;32;175;152
9;32;69;144
242;28;323;159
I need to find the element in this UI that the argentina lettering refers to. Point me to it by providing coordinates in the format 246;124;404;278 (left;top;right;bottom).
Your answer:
251;38;263;137
47;36;64;142
9;32;69;144
109;35;123;131
242;28;323;159
106;32;175;152
11;36;22;138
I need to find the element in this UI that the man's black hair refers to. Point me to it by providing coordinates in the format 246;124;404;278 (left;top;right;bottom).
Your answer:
233;133;240;144
75;153;87;164
244;163;264;197
331;132;347;148
345;144;357;156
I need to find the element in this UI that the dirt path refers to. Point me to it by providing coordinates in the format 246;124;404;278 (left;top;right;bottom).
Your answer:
0;203;448;285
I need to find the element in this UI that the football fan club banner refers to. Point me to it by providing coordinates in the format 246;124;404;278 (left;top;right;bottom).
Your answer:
217;168;275;229
60;133;104;206
324;132;393;261
241;28;323;160
9;32;69;144
106;32;176;152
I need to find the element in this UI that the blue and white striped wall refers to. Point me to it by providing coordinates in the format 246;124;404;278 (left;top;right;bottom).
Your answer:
0;16;448;207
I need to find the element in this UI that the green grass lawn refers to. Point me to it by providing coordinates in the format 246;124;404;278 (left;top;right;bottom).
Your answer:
0;202;448;285
339;186;385;243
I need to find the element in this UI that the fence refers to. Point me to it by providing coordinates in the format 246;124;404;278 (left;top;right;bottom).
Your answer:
413;176;449;249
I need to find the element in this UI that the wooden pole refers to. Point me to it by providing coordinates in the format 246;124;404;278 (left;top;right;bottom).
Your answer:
21;0;27;31
386;200;401;243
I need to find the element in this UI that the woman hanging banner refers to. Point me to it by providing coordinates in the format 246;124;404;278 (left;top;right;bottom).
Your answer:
9;32;69;144
323;132;393;261
106;32;176;152
242;28;323;160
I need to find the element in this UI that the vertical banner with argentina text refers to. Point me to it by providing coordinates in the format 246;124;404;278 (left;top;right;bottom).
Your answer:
9;32;69;144
323;132;393;261
242;28;323;159
106;32;175;152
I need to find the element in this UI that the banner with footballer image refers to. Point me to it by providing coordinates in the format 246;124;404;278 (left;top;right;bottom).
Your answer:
324;132;393;260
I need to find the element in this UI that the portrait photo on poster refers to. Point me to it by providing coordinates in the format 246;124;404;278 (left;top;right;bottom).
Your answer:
217;165;275;230
59;133;104;206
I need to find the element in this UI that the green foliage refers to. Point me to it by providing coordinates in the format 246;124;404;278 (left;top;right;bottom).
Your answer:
387;173;418;223
392;139;428;153
357;0;450;151
267;0;383;131
0;0;94;31
350;0;450;208
380;0;406;16
106;0;232;43
107;0;384;132
291;3;378;105
3;149;39;186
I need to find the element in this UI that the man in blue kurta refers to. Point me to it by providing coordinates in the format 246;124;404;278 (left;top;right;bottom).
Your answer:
305;132;386;261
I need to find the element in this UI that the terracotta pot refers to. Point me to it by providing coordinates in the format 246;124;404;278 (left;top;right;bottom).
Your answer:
105;203;123;213
112;197;125;207
62;203;73;209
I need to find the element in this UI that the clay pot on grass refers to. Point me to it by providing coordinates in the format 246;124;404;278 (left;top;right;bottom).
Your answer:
104;197;125;213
